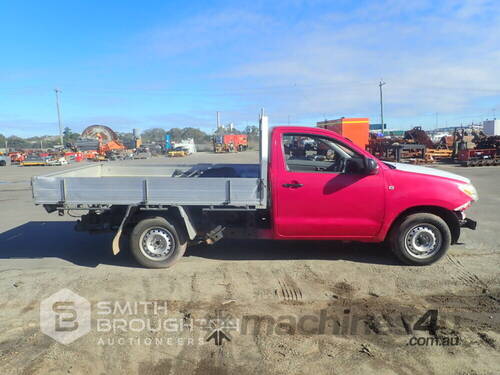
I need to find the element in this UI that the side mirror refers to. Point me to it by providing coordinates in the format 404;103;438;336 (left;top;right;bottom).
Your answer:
345;157;365;174
365;158;379;175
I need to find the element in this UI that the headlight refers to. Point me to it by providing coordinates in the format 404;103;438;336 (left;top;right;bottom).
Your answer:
458;183;478;202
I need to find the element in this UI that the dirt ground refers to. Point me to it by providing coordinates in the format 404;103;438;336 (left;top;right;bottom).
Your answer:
0;152;499;375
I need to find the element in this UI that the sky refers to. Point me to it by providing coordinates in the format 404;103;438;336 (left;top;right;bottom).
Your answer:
1;0;499;137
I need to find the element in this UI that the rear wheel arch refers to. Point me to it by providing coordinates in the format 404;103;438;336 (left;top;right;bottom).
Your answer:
126;207;190;239
386;205;460;244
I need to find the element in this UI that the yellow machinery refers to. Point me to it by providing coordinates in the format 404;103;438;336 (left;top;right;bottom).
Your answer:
21;156;47;166
167;147;188;157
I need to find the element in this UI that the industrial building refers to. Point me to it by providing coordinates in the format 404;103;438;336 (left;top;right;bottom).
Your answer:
483;119;500;136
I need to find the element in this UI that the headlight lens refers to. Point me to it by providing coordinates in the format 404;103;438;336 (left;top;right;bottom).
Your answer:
458;183;478;201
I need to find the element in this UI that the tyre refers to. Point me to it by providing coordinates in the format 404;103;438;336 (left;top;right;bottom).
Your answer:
390;213;451;266
130;217;187;268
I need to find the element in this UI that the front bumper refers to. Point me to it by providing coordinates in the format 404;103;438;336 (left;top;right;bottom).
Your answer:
455;211;477;230
460;218;477;230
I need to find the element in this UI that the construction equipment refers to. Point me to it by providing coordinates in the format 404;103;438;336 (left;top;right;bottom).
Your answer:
404;127;434;148
425;149;453;163
453;129;500;166
213;134;248;153
167;146;188;157
9;152;25;164
458;149;498;166
91;154;107;162
21;155;47;166
367;127;455;164
367;134;427;162
78;125;126;161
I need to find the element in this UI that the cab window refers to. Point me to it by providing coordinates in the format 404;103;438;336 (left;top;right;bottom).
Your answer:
282;133;359;173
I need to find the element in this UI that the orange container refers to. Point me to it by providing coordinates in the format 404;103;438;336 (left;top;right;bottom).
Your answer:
317;118;369;149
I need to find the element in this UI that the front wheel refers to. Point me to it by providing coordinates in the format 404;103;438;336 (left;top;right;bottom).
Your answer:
390;213;451;265
130;217;187;268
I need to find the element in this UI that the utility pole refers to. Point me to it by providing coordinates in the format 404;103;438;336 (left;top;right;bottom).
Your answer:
379;80;386;131
54;89;64;147
435;112;439;129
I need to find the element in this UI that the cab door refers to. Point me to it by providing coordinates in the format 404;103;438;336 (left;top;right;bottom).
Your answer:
271;130;386;239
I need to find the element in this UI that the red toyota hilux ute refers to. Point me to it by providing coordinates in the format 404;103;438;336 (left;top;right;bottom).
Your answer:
33;119;478;268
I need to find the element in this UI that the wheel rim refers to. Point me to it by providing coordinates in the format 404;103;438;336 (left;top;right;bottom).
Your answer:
404;224;442;259
139;227;175;261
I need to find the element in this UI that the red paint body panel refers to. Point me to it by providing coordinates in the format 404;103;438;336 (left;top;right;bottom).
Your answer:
374;168;472;241
268;126;473;242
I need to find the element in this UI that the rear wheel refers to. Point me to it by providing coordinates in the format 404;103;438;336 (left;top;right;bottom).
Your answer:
390;213;451;265
130;217;187;268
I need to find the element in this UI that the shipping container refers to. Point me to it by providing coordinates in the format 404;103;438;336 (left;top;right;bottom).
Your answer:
317;118;369;149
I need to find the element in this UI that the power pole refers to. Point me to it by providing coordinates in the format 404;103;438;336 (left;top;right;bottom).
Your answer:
54;89;64;147
379;80;386;131
435;112;439;129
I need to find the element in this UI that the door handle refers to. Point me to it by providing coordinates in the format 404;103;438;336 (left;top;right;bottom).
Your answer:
282;182;303;188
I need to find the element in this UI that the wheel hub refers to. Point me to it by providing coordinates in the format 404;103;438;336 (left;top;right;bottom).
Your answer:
140;228;174;261
404;225;442;259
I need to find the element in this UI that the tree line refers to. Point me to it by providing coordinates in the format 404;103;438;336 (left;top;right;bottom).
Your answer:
139;125;259;144
0;127;80;149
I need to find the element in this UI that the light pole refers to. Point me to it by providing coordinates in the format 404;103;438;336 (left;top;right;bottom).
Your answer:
379;80;386;131
54;89;64;147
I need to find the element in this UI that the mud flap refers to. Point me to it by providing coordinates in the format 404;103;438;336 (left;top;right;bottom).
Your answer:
112;205;134;255
176;205;197;240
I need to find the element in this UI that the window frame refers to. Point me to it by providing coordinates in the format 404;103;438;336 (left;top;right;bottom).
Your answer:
281;132;362;174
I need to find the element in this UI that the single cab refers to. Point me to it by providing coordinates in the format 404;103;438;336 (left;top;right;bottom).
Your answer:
31;115;478;268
